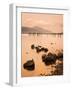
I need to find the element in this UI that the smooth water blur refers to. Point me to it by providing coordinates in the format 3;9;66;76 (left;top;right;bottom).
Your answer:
21;34;63;77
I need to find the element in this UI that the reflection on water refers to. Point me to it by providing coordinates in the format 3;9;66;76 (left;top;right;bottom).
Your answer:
21;34;63;77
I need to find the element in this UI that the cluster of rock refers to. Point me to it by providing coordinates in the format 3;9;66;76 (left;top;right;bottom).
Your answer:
42;53;57;65
31;44;48;53
51;62;63;75
23;44;63;75
42;52;63;66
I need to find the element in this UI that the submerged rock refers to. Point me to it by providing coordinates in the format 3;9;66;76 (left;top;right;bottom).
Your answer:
50;43;54;45
23;59;35;71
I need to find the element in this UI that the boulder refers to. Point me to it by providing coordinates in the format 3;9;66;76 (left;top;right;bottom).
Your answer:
41;47;48;52
42;52;57;65
31;44;48;53
57;52;63;60
35;46;48;53
23;59;35;71
31;44;35;49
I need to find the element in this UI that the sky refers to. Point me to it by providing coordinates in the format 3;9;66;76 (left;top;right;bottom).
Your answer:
21;13;63;33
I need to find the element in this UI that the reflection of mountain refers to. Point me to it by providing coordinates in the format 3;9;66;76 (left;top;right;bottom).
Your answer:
21;26;63;35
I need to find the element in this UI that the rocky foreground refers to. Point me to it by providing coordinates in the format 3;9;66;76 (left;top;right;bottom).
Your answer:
23;44;63;76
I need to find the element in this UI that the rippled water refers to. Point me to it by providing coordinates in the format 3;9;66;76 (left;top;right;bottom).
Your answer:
21;34;63;77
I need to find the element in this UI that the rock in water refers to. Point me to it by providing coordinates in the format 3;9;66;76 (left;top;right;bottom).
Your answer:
51;62;63;75
42;54;47;61
44;48;48;52
31;44;35;49
41;47;48;52
23;59;35;71
57;52;63;60
35;47;41;53
31;44;48;53
35;46;48;53
42;52;57;65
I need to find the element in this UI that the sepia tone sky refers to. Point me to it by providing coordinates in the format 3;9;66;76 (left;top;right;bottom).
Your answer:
21;13;63;33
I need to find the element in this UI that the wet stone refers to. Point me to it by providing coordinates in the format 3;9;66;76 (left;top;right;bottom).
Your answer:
31;44;48;53
51;62;63;75
23;59;35;71
41;48;48;52
57;52;63;60
42;52;57;65
36;46;48;53
31;44;35;49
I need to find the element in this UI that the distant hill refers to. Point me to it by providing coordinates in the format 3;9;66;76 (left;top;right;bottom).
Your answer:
21;26;63;35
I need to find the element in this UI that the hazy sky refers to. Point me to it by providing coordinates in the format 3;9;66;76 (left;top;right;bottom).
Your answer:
21;13;63;33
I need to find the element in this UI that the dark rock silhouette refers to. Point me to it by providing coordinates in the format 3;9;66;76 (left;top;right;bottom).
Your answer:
35;46;48;53
41;47;48;52
51;62;63;75
31;44;48;53
35;47;42;53
42;54;47;60
57;52;63;60
42;52;57;65
31;44;35;49
23;59;35;71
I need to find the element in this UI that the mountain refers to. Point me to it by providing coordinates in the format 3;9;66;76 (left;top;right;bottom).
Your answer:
21;26;63;34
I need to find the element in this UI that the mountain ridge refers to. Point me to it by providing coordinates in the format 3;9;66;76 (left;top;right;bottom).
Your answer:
21;26;63;34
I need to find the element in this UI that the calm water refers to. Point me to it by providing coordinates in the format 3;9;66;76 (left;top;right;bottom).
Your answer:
21;34;63;77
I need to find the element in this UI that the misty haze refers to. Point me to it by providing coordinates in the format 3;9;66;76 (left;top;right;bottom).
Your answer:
21;13;63;77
